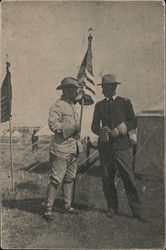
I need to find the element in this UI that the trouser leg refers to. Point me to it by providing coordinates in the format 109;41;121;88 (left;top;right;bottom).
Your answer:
132;144;137;172
99;150;118;213
115;148;142;216
62;157;78;207
45;154;67;212
45;182;58;211
62;182;74;207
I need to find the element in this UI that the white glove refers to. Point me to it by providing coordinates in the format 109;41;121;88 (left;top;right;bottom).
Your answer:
128;129;137;144
111;127;119;138
117;122;127;135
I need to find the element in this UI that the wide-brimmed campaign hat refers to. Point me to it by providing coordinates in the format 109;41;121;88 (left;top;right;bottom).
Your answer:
98;74;121;86
56;77;79;90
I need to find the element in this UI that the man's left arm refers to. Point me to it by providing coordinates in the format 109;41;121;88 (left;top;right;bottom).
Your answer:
124;99;137;131
91;102;101;136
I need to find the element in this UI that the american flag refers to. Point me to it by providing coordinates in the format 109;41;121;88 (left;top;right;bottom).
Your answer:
77;34;96;105
1;62;12;122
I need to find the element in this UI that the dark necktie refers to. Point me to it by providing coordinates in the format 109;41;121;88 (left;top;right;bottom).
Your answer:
109;97;113;102
105;97;114;125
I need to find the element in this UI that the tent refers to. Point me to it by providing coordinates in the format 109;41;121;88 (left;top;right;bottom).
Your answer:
134;97;164;179
12;130;22;138
3;131;10;138
35;125;53;137
0;129;8;137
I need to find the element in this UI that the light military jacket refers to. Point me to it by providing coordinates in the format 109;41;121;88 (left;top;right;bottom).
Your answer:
48;96;80;159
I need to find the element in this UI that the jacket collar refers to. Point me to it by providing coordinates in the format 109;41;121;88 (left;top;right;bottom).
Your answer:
106;94;117;101
60;95;73;104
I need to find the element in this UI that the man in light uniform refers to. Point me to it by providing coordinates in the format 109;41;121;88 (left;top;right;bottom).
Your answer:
44;77;81;220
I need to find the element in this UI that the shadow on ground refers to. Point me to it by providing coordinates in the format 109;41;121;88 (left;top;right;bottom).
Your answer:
2;197;104;215
2;196;133;221
2;198;45;214
16;181;40;192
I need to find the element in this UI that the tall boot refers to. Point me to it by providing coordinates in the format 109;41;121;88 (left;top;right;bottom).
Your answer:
44;182;58;220
62;181;73;208
62;181;79;215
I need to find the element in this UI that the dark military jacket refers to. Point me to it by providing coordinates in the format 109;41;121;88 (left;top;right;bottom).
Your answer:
91;96;137;150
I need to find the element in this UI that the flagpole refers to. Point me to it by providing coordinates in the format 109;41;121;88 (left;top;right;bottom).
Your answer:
6;56;14;191
79;93;85;129
9;115;14;190
72;94;84;206
72;28;94;206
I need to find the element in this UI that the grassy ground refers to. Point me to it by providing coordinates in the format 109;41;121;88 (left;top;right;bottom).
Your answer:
1;142;165;249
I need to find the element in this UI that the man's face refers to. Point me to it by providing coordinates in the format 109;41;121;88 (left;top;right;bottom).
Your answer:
63;85;78;103
102;83;117;98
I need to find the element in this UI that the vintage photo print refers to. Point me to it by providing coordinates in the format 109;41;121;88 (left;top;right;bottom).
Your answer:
0;0;165;249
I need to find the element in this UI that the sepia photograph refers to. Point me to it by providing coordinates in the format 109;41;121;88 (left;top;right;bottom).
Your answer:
0;0;165;249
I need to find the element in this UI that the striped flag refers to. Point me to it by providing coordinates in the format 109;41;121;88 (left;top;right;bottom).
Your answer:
1;62;12;122
77;34;96;105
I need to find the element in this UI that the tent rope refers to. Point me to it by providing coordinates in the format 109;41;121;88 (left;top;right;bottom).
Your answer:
27;154;49;173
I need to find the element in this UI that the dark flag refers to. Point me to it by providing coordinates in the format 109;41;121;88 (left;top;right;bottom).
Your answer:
77;33;96;105
1;62;12;122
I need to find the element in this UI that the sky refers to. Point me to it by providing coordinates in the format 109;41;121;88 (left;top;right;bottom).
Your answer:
0;0;165;127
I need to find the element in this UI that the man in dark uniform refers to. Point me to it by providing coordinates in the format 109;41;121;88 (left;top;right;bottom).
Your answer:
91;74;144;221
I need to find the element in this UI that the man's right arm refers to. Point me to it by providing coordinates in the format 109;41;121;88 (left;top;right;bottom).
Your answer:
91;102;101;136
48;102;78;138
48;103;62;133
